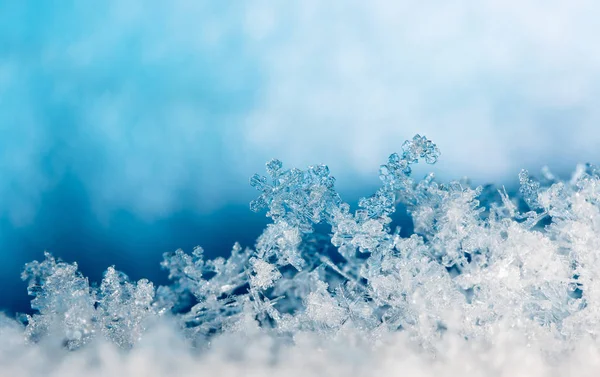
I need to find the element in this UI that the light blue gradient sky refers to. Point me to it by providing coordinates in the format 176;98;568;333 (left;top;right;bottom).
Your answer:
1;1;600;311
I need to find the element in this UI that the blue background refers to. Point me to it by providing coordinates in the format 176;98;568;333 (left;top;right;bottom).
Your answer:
2;1;600;314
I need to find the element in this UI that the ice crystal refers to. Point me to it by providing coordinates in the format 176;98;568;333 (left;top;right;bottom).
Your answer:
20;252;158;350
10;133;600;375
96;267;156;349
21;253;97;349
250;159;341;232
249;258;282;290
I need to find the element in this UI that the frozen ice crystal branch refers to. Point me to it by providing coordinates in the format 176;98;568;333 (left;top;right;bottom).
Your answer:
21;252;159;350
9;134;600;375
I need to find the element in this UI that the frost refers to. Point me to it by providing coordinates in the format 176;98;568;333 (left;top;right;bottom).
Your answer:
21;252;97;349
250;159;341;232
20;252;159;350
96;267;156;349
8;133;600;375
304;281;345;329
249;258;281;290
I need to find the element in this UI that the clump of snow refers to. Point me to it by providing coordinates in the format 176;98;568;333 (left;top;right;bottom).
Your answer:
4;134;600;375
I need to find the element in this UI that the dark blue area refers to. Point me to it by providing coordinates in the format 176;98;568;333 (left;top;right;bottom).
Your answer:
0;173;270;315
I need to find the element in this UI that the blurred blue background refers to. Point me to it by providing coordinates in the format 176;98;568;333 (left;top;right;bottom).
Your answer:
2;1;600;314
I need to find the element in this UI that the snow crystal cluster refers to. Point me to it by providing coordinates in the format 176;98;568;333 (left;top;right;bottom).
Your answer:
4;134;600;376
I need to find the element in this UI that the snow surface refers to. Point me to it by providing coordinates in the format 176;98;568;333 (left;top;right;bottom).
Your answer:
3;135;600;376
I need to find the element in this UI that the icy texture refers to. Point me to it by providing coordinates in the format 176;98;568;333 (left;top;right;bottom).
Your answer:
8;134;600;375
21;253;158;350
